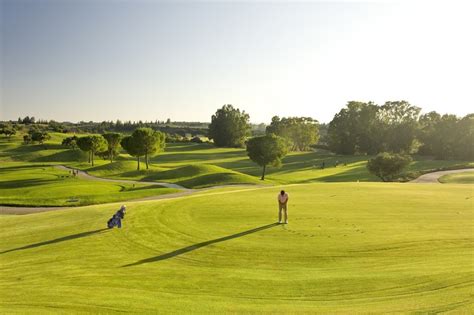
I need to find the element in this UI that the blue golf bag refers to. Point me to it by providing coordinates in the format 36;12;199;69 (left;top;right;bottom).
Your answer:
107;215;120;228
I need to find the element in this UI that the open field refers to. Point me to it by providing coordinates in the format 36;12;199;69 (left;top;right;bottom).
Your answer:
0;183;472;313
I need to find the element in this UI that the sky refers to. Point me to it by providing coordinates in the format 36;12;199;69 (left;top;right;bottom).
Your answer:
1;0;473;124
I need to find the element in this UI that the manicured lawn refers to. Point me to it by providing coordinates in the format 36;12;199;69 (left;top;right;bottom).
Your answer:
71;143;474;187
0;183;472;313
2;135;473;188
0;163;179;206
439;171;474;184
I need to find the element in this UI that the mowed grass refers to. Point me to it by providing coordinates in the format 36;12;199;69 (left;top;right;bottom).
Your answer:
0;133;88;163
2;134;473;188
439;171;474;184
0;183;472;313
87;162;263;188
0;163;179;206
76;143;474;186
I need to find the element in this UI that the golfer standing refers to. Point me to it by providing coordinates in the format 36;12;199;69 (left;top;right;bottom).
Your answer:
278;190;289;224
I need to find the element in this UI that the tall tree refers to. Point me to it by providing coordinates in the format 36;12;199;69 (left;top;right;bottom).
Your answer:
266;116;319;151
120;128;165;170
130;128;165;169
102;133;122;163
454;114;474;160
417;111;442;155
327;101;380;154
121;135;144;170
31;131;50;144
62;136;79;150
208;105;251;147
0;123;17;138
328;101;420;155
77;136;93;163
89;135;107;166
246;134;288;180
378;101;421;153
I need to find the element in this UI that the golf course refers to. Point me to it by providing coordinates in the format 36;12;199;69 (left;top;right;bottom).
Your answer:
0;132;473;313
2;2;474;312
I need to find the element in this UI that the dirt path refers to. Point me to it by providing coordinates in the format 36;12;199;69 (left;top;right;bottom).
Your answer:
55;165;188;190
409;168;474;183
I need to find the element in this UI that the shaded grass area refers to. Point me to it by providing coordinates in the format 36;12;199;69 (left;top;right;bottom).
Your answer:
439;171;474;184
0;163;179;206
85;161;262;188
0;183;472;313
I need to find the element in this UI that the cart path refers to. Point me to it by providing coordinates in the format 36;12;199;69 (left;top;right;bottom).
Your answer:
409;168;474;183
55;165;188;190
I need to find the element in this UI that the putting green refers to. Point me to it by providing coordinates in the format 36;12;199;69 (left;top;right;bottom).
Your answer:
1;183;472;313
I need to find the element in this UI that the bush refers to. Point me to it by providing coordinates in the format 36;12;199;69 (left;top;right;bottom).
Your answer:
190;136;203;143
367;152;412;182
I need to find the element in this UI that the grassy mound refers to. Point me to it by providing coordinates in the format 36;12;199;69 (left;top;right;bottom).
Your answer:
439;171;474;184
86;163;261;188
145;164;262;188
0;163;179;207
86;160;149;177
0;183;472;313
0;133;87;163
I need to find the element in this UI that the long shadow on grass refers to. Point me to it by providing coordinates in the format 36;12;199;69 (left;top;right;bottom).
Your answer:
0;228;108;254
123;223;279;267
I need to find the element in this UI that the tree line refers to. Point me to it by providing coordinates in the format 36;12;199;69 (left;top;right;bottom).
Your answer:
326;101;473;160
63;128;165;169
3;102;472;182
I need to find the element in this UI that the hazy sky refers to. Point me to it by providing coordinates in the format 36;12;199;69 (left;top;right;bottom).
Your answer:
1;0;473;123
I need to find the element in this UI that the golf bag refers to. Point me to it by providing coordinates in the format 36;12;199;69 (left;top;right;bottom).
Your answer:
107;215;120;229
107;206;126;229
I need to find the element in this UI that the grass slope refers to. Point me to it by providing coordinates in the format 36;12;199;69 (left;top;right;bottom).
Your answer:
0;163;179;207
0;183;472;313
87;163;262;188
439;171;474;184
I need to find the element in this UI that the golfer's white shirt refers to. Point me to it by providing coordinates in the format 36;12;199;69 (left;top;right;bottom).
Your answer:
278;193;288;203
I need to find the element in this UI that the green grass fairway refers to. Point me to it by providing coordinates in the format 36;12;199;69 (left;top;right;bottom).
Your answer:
439;171;474;184
0;163;179;206
87;162;263;188
2;134;473;189
1;183;472;313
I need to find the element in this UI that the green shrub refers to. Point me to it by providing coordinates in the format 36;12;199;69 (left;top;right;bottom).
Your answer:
367;152;412;182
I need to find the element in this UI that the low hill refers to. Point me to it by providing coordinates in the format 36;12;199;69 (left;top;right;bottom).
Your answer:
0;163;179;207
86;163;262;188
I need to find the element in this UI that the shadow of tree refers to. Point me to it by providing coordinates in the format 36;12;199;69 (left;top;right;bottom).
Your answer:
0;228;108;254
123;223;279;267
0;178;57;189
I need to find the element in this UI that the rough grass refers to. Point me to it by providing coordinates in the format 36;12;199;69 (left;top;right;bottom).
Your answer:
0;183;472;313
439;171;474;184
0;163;179;206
